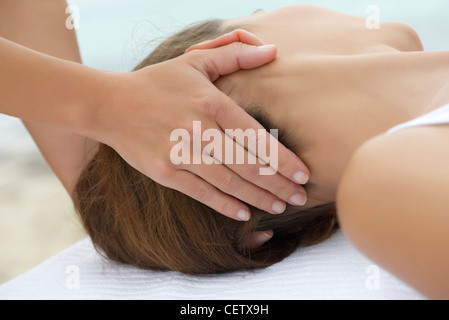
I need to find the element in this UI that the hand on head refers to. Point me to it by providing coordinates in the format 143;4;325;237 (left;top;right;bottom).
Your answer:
95;29;309;226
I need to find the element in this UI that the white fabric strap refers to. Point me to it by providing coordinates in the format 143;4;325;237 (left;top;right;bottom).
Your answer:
387;103;449;134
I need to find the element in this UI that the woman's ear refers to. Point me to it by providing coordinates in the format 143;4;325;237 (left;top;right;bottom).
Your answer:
186;29;264;53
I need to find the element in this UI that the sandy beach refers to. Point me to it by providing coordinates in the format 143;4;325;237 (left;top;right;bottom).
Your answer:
0;118;86;285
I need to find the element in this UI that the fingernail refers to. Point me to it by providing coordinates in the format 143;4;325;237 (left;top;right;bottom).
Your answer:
255;232;273;246
289;193;307;206
257;44;276;51
272;201;286;214
237;209;250;221
293;171;309;184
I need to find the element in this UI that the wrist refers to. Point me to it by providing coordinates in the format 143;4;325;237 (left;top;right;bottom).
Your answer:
82;67;157;147
69;66;118;142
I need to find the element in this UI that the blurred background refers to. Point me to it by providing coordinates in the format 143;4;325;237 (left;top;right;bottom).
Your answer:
1;0;448;284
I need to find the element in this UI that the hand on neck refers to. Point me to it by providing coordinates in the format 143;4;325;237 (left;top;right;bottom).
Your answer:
216;49;449;206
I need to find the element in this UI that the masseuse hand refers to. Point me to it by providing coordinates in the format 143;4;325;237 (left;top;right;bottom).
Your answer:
93;30;310;221
0;29;309;222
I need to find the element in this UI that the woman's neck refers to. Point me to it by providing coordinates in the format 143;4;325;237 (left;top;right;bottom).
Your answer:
215;50;449;208
271;50;449;207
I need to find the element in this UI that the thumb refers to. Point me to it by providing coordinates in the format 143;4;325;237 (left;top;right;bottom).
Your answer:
186;29;264;52
186;42;277;82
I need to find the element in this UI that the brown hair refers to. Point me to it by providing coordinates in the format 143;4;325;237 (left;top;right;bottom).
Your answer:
74;19;338;274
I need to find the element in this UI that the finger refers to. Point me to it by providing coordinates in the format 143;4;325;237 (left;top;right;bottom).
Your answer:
217;129;307;207
186;159;287;215
215;94;311;186
186;29;264;52
248;230;274;249
225;161;307;207
166;170;251;222
186;120;291;213
258;127;310;185
186;42;277;82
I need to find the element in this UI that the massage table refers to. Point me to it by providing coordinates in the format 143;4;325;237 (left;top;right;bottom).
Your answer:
0;229;425;300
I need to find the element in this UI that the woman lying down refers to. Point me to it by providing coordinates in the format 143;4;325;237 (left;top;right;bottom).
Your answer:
57;6;449;298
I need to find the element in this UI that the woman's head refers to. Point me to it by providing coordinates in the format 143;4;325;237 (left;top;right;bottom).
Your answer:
75;12;339;274
75;5;425;274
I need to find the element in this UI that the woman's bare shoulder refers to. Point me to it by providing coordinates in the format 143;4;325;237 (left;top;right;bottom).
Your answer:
336;125;449;299
337;124;449;222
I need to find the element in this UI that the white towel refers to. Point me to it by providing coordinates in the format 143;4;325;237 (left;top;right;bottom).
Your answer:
0;230;425;300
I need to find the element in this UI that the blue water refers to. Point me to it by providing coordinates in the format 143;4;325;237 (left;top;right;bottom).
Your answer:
1;0;448;155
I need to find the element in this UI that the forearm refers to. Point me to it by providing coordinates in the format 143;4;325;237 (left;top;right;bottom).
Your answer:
0;0;102;195
0;36;100;133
